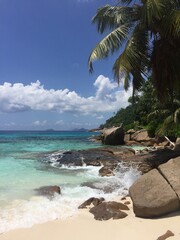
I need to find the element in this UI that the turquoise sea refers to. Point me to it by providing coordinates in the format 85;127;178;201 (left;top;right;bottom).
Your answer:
0;131;140;233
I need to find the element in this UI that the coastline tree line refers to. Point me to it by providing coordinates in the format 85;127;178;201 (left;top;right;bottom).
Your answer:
88;0;180;138
99;79;180;138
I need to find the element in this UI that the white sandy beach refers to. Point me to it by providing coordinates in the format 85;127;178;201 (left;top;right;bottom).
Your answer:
0;198;180;240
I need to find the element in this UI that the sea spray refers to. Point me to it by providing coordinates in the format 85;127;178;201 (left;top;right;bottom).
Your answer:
0;163;140;233
0;131;141;233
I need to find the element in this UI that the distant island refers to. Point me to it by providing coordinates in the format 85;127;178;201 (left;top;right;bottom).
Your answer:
44;128;89;132
72;128;89;132
45;129;55;132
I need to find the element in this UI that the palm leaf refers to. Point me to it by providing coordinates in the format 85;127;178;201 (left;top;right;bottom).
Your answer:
142;0;165;27
113;24;150;91
123;72;131;90
141;0;180;33
117;0;137;4
174;108;180;124
147;110;160;121
151;38;180;101
88;24;132;72
163;114;174;125
160;10;180;38
88;0;179;102
92;5;137;34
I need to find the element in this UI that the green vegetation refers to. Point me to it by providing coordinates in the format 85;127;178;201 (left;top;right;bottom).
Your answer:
89;0;180;101
89;0;180;138
100;79;180;138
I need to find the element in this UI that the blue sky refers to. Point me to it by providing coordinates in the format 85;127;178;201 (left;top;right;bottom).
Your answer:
0;0;132;130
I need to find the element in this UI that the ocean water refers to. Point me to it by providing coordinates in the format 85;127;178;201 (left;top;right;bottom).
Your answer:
0;131;140;233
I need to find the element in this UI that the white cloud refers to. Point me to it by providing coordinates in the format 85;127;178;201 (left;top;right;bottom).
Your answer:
1;122;16;127
55;120;64;125
94;75;117;100
33;120;47;126
0;75;132;115
96;115;104;120
77;0;92;2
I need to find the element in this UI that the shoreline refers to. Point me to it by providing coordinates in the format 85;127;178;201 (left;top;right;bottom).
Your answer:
0;130;179;239
1;197;180;240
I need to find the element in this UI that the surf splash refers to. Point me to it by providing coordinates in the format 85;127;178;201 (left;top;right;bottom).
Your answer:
0;162;140;233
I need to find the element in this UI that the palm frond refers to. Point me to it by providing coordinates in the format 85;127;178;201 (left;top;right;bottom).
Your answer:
141;0;177;28
132;71;145;93
147;110;160;121
160;10;180;38
174;108;180;124
117;0;137;5
92;5;137;34
123;72;131;90
142;0;164;27
163;114;174;125
171;0;180;9
151;38;180;101
88;0;179;103
88;24;132;72
113;24;150;91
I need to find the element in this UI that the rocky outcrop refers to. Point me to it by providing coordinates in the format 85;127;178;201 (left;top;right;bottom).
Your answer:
101;126;124;145
106;146;135;158
129;158;180;218
99;166;115;177
50;147;180;177
174;138;180;151
89;201;129;220
124;129;173;148
122;148;180;174
81;181;119;193
131;129;150;143
158;156;180;199
35;185;61;198
124;129;155;146
78;197;105;209
57;149;119;167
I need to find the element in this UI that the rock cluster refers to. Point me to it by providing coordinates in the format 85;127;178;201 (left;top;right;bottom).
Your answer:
97;126;179;150
78;197;105;209
89;201;129;220
129;156;180;218
57;149;119;168
79;198;129;221
52;146;180;177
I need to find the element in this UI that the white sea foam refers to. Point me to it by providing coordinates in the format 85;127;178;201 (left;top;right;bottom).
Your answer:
0;163;140;234
0;195;79;233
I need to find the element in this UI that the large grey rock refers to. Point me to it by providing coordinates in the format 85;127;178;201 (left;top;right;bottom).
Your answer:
131;129;150;142
101;127;124;145
129;169;180;218
158;156;180;199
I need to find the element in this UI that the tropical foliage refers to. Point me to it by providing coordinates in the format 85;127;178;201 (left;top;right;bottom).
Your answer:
89;0;180;101
100;79;180;137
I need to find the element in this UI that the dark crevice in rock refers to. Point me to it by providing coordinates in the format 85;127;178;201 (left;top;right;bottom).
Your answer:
157;167;180;204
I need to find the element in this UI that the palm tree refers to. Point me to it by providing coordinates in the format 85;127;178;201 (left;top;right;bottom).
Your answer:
88;0;180;101
147;93;180;137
